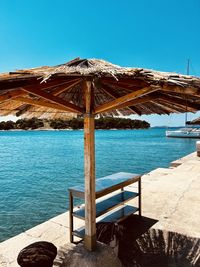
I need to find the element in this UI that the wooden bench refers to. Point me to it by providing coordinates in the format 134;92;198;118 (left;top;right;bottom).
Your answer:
68;172;141;243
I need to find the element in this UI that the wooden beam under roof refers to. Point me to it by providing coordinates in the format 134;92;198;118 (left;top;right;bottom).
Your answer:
0;77;40;90
49;79;81;95
114;91;198;113
107;93;159;112
0;90;26;102
102;76;147;86
157;93;200;110
0;79;80;104
162;84;200;97
136;103;156;115
14;97;76;113
165;103;195;113
156;100;193;113
0;76;79;91
12;79;81;116
102;79;149;93
100;84;141;115
126;105;142;115
94;86;159;114
20;86;83;113
149;101;174;115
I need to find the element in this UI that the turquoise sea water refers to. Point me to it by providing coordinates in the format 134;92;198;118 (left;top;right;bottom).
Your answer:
0;128;197;242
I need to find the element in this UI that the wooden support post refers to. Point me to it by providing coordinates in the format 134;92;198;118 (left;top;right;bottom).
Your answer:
83;80;96;251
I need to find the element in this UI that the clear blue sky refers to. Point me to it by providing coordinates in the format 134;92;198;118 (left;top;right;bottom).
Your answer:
0;0;200;126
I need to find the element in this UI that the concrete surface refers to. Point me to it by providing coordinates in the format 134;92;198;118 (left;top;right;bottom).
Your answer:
53;242;123;267
139;152;200;237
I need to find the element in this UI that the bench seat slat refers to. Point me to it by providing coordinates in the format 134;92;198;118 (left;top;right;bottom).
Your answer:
73;205;138;238
73;191;138;220
69;172;140;199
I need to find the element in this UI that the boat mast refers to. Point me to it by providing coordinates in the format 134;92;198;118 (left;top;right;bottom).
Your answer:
187;59;190;75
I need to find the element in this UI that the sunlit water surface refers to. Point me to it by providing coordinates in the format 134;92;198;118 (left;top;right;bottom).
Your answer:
0;128;197;241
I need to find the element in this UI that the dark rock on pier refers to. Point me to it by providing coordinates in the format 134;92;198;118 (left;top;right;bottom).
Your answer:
17;241;57;267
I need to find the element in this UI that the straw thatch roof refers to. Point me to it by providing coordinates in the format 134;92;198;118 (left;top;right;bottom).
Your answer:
0;57;200;119
188;117;200;125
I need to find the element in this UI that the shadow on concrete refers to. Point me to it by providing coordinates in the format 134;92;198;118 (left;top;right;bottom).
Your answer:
96;215;200;267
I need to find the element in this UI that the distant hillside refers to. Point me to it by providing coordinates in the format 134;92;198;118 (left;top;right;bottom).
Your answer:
0;117;150;130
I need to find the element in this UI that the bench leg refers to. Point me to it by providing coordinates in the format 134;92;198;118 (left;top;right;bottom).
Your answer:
69;191;74;243
121;187;125;203
138;179;142;217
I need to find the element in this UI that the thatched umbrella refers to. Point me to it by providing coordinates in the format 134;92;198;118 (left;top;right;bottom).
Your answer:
1;57;200;251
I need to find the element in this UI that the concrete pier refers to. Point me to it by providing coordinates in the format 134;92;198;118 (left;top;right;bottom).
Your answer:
137;152;200;238
0;152;200;266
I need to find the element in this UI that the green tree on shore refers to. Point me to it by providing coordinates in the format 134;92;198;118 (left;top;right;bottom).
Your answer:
0;117;150;130
0;121;15;130
15;118;44;130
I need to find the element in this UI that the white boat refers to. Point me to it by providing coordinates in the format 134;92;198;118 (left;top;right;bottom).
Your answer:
165;60;200;139
166;128;200;138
